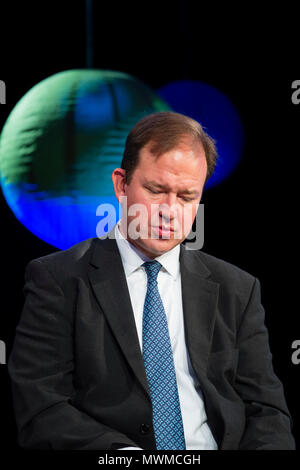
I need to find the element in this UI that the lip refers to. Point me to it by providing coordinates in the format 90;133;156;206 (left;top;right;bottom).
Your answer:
152;225;175;236
152;225;174;230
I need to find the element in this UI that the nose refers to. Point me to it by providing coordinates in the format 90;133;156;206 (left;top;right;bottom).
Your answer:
159;193;178;222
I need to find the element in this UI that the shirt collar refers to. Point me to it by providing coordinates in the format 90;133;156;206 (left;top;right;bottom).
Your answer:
114;221;180;280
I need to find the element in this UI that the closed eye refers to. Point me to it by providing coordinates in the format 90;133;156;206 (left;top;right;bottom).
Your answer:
146;187;162;194
145;186;197;201
180;195;196;202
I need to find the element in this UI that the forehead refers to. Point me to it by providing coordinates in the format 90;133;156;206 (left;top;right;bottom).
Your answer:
137;141;206;177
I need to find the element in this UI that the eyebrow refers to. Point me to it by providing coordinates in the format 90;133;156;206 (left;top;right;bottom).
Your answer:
145;181;200;196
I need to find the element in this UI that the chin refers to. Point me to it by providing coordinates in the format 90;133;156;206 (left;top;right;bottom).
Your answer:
141;239;179;257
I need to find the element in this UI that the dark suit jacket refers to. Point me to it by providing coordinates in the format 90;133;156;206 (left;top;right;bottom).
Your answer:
8;234;296;450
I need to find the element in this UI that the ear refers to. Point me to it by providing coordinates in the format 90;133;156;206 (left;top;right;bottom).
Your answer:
112;168;127;202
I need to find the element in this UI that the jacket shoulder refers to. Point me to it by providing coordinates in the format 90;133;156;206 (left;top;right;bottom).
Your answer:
185;248;257;301
25;237;98;281
197;249;256;283
192;249;259;313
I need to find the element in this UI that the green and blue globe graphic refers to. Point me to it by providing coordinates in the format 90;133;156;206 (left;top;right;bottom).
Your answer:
0;70;170;248
0;70;244;249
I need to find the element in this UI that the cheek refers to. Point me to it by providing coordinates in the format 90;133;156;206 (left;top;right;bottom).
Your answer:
126;191;152;222
135;193;155;213
181;204;197;227
128;187;147;205
126;189;141;210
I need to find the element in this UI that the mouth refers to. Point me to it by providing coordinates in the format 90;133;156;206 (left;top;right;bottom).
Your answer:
151;225;175;237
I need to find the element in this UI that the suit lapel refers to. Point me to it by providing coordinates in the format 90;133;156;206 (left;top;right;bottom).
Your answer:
88;235;152;403
180;244;226;447
179;244;220;375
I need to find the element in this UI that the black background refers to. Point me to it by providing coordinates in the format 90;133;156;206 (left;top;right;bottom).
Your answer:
0;1;299;454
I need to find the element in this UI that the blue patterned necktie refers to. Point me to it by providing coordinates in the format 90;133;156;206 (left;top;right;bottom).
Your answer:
142;260;186;450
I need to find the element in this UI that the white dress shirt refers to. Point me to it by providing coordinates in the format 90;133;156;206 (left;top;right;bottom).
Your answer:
114;221;218;450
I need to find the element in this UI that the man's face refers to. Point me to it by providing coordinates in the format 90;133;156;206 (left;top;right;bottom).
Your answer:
113;140;207;259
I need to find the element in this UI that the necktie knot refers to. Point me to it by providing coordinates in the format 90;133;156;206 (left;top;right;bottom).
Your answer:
142;260;162;282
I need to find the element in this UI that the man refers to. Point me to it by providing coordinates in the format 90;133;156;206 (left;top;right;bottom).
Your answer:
8;112;295;450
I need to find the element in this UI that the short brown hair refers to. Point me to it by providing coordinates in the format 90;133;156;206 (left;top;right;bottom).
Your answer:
121;111;218;184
